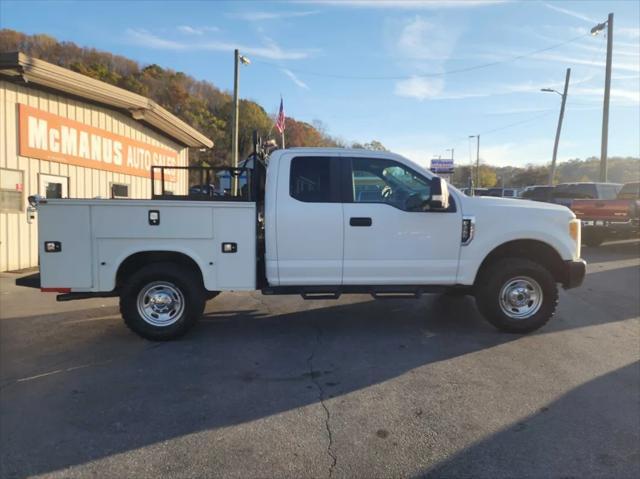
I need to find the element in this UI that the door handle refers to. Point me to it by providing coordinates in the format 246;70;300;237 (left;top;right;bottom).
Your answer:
350;217;372;227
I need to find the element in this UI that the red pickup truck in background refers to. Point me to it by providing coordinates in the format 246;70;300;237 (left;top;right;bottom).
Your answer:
572;182;640;247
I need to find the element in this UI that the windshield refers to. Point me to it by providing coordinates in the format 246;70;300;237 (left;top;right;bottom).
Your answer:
618;183;640;200
553;184;597;199
522;187;551;199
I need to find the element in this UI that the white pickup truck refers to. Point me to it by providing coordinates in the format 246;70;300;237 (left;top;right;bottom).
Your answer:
31;147;586;340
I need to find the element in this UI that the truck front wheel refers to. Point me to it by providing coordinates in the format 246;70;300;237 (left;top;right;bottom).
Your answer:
475;258;558;334
120;262;205;340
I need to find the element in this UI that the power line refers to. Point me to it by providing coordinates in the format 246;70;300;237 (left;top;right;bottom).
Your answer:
254;32;590;81
447;110;556;153
480;110;555;135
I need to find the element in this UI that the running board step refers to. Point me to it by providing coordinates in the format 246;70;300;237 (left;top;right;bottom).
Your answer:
371;291;422;300
301;292;341;300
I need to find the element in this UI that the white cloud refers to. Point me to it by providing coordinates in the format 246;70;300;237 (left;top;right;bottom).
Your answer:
300;0;508;9
474;139;578;167
543;2;595;23
618;27;640;40
282;68;310;89
126;29;314;60
573;86;640;104
229;10;319;21
394;76;444;101
392;15;461;100
127;29;183;49
177;25;220;35
397;16;458;60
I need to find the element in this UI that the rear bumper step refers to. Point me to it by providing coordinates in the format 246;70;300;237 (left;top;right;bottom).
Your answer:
56;292;117;302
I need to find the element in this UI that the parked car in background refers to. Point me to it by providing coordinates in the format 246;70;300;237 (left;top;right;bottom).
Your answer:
484;187;519;198
521;185;555;203
551;182;621;208
571;181;640;247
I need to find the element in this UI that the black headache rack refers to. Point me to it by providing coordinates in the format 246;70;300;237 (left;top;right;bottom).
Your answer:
151;165;256;202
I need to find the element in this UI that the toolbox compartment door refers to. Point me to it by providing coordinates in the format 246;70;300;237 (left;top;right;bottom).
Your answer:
38;204;93;289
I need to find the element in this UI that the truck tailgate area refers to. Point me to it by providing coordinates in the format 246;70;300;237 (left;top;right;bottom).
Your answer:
38;199;256;292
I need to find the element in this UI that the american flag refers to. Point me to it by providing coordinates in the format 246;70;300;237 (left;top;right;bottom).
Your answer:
275;97;286;134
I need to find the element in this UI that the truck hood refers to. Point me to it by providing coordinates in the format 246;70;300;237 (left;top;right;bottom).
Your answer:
463;195;575;218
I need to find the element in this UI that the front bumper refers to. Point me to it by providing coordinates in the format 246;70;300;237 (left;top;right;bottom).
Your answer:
562;259;587;289
581;218;639;230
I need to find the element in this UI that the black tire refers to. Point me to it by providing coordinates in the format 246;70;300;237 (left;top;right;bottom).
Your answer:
583;229;605;247
474;257;558;334
119;262;205;340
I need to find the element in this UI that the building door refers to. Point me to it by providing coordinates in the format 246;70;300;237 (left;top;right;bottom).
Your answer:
39;174;68;199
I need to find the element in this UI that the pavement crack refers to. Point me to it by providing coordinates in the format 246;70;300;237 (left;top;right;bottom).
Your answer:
307;326;337;478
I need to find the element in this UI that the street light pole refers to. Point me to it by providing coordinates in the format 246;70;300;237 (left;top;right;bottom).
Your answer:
445;148;454;162
470;135;480;193
231;49;250;196
591;13;614;182
469;135;480;194
232;49;240;170
542;67;571;186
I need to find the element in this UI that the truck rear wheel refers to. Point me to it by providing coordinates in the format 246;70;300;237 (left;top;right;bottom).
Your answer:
475;258;558;334
119;262;205;340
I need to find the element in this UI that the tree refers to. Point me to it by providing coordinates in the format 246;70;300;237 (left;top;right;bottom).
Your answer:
351;140;388;151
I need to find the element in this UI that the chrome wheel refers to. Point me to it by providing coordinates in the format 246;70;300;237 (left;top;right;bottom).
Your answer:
498;276;543;320
137;281;185;327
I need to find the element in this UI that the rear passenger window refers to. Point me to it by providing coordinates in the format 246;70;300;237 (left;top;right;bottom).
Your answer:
290;157;334;202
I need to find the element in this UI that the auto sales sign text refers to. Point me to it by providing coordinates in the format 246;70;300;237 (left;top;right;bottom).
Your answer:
18;104;179;181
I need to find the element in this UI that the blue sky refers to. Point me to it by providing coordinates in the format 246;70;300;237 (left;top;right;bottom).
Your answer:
1;0;639;168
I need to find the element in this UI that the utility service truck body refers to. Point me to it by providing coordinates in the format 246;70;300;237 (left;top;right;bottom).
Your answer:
33;148;586;339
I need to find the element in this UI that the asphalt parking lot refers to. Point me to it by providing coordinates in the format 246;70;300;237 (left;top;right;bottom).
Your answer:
1;241;639;479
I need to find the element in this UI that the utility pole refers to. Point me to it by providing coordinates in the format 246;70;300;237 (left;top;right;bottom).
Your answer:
600;12;614;182
542;67;571;186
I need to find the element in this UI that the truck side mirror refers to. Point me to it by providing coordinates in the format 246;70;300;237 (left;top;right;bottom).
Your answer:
429;177;450;211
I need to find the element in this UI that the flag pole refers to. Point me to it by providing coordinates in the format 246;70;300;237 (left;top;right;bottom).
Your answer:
281;131;285;149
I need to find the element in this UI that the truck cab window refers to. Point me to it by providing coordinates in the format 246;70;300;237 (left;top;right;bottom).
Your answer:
351;158;431;211
290;157;334;202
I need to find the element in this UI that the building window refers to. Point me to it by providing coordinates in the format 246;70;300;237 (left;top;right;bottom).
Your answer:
39;174;68;199
111;183;130;198
0;168;24;212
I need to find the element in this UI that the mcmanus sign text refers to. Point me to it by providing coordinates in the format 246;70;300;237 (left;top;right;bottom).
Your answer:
18;104;178;181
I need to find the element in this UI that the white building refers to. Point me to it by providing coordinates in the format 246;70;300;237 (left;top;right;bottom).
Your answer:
0;52;213;271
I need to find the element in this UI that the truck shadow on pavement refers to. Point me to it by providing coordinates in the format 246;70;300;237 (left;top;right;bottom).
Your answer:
1;247;638;477
419;361;640;479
